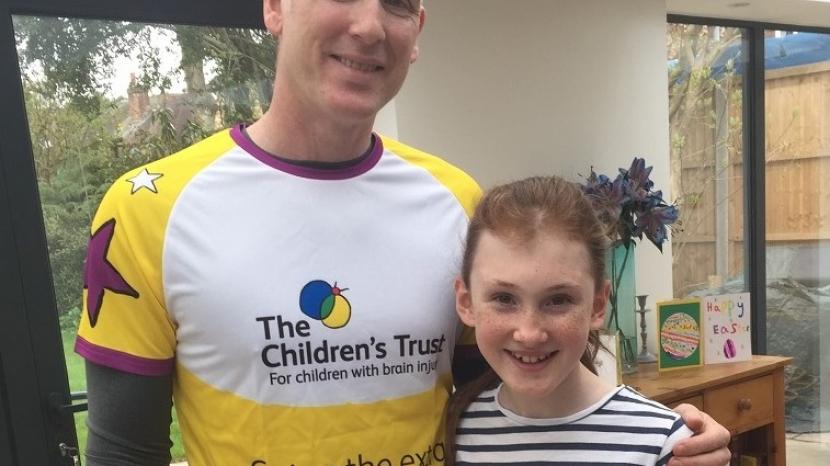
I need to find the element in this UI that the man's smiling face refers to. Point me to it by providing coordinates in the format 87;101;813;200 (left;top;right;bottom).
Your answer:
266;0;425;125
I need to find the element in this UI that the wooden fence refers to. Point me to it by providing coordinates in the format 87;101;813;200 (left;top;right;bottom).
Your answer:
672;61;830;296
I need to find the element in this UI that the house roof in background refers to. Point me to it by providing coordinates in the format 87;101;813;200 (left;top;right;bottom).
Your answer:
667;0;830;29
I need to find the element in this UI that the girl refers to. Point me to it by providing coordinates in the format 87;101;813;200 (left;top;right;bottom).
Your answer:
446;176;693;465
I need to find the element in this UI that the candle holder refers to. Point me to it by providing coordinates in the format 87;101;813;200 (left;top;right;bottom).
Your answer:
635;295;657;363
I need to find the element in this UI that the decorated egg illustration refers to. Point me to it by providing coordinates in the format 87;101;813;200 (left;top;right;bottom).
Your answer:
660;312;700;360
723;338;737;359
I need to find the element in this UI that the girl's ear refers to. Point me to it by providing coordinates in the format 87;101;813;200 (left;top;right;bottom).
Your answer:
455;277;476;327
590;279;611;330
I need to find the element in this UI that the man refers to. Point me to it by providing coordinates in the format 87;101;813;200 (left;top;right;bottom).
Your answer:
77;1;730;465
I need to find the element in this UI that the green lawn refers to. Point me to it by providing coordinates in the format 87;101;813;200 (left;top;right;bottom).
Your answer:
62;330;187;462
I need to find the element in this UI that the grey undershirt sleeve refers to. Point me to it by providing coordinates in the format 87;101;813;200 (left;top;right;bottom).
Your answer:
84;361;173;466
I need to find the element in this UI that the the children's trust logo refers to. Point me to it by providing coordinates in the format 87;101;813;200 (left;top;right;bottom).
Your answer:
299;280;351;329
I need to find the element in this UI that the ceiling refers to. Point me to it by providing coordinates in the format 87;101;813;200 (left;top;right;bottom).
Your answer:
666;0;830;29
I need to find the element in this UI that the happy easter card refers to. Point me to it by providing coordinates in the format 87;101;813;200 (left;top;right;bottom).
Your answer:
702;292;751;364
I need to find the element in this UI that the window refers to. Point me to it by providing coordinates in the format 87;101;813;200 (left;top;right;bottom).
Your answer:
6;8;273;461
667;24;747;298
763;28;830;437
668;19;830;458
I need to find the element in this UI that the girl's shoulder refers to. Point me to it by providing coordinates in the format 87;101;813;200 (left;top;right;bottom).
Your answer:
600;386;682;417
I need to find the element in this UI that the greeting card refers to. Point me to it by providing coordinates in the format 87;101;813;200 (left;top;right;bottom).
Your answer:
657;298;703;371
703;292;751;364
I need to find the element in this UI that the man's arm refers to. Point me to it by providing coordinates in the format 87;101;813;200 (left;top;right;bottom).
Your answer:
669;403;732;466
84;361;173;466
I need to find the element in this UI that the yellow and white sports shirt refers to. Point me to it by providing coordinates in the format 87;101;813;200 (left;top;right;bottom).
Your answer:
76;126;480;466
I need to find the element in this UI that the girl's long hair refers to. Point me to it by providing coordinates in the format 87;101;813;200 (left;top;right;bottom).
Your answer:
444;176;609;465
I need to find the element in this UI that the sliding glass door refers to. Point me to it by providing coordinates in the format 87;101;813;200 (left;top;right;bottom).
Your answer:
668;17;830;463
763;28;830;443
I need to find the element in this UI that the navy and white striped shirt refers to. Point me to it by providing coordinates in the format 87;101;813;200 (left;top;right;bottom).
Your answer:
455;385;693;465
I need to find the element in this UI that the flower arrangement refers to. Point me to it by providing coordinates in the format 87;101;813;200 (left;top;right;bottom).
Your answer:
581;157;679;251
580;157;679;370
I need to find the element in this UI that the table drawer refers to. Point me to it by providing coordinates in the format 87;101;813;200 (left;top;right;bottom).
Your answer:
704;374;774;434
666;395;704;412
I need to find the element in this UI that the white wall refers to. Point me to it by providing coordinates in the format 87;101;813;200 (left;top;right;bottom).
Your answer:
395;0;673;354
373;100;398;140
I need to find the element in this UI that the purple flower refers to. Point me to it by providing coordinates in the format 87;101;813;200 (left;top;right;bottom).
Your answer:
635;205;679;251
582;168;609;193
580;157;679;252
584;170;630;229
627;157;654;192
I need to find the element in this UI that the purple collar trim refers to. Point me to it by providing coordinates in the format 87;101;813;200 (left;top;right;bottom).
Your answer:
230;124;383;180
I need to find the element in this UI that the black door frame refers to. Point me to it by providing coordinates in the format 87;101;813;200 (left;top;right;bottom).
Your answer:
0;1;260;464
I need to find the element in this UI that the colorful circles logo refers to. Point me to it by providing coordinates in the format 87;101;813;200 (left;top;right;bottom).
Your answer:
299;280;351;329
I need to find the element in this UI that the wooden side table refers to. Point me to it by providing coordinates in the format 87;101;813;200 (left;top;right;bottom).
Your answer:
623;355;792;466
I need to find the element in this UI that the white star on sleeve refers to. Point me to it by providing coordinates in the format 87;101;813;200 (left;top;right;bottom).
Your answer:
126;168;163;194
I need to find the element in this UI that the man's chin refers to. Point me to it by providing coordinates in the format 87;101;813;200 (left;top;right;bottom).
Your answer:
327;87;389;110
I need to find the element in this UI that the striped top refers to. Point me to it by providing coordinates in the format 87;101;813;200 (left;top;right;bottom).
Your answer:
455;385;693;466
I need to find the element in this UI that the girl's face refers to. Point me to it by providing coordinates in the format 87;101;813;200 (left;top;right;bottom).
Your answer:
455;229;609;414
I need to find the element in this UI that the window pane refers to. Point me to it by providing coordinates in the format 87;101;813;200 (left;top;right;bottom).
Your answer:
764;29;830;446
13;15;275;462
667;25;747;298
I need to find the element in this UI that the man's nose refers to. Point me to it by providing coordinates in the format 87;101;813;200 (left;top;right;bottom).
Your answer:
349;0;387;45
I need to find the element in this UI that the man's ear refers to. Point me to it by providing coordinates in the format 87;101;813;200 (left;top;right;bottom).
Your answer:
454;277;476;327
263;0;285;36
409;7;426;63
590;279;611;330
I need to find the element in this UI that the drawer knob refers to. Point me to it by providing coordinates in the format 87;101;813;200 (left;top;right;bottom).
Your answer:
738;398;752;411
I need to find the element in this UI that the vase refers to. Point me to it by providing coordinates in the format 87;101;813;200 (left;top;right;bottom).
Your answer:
606;243;638;374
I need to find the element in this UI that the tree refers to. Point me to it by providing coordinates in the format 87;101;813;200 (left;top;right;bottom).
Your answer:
15;16;276;125
15;16;276;328
14;16;143;115
667;24;744;295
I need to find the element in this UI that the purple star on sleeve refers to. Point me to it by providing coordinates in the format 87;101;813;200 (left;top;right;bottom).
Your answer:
83;218;139;327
